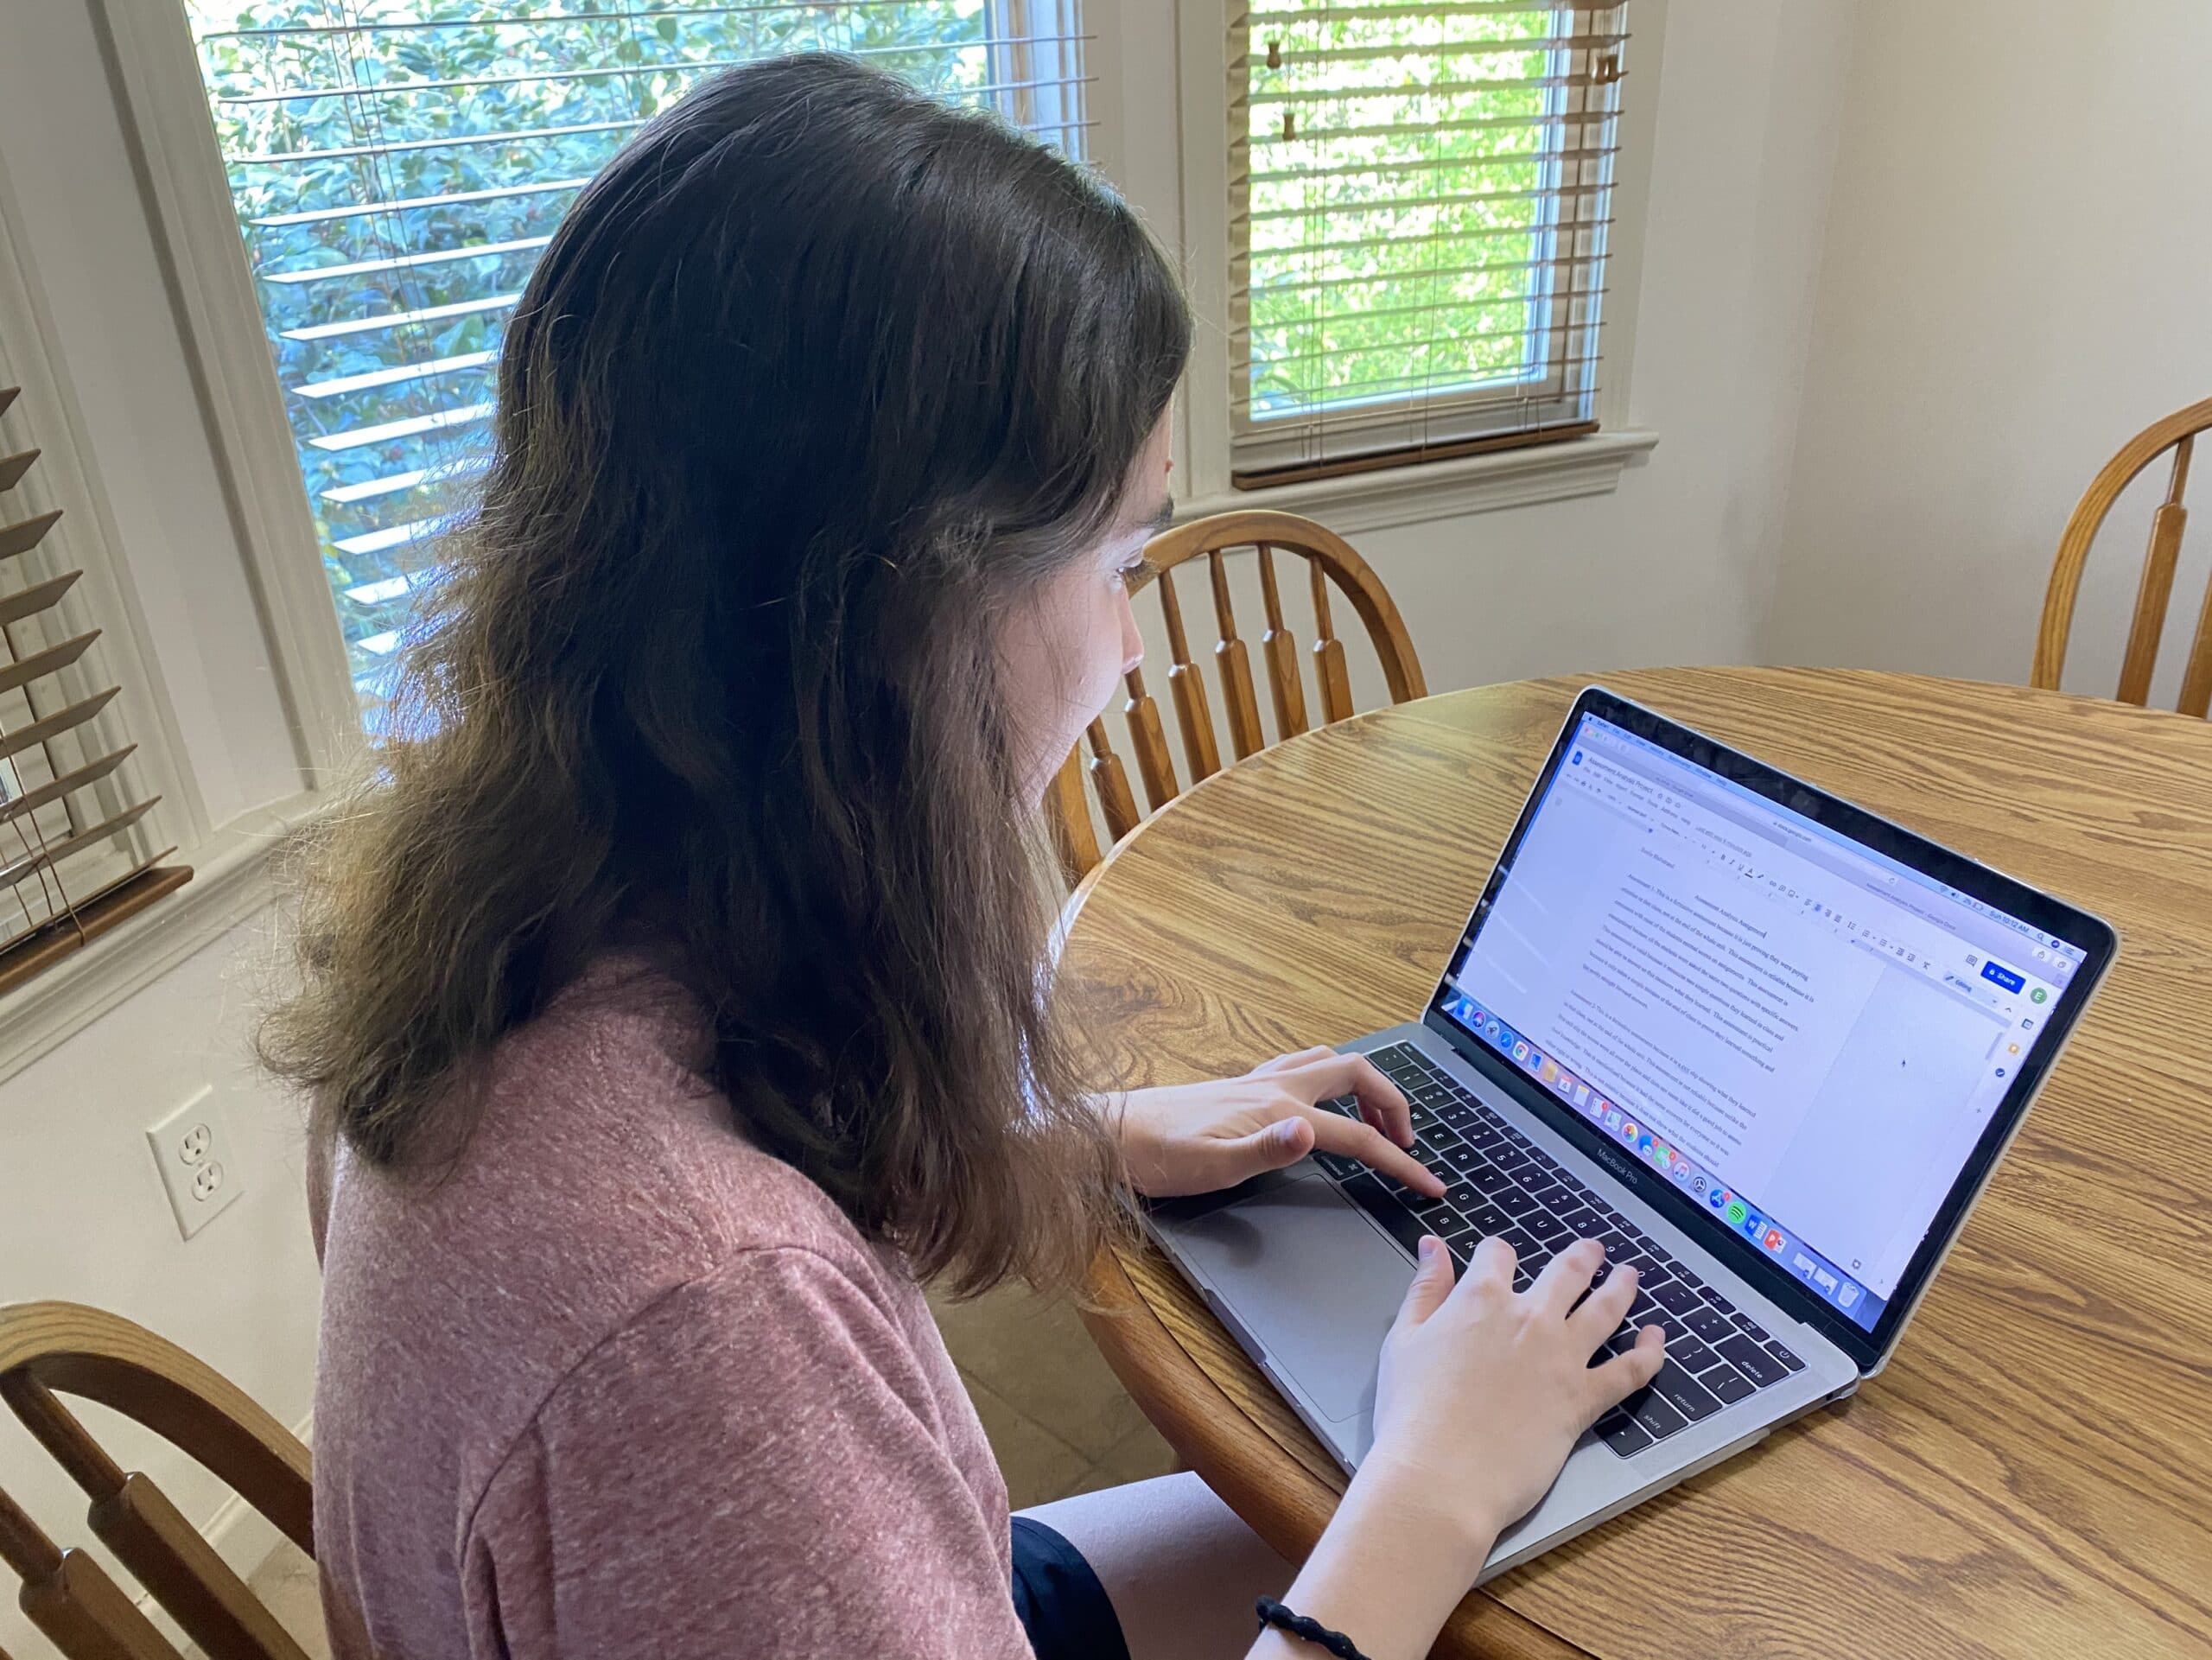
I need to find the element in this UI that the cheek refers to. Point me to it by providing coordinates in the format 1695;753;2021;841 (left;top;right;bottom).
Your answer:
998;572;1133;793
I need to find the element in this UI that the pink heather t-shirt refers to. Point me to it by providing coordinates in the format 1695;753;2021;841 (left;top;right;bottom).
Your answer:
308;958;1031;1659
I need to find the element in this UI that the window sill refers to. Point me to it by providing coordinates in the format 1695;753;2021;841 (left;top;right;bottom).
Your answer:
0;789;324;1087
1175;426;1660;537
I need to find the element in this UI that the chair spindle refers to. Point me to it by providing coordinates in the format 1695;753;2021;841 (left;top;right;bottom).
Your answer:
1157;569;1221;785
1207;550;1267;760
1121;666;1178;812
1254;545;1308;740
2117;435;2193;706
1307;555;1354;725
1;1482;185;1660
1049;749;1101;886
1085;719;1141;843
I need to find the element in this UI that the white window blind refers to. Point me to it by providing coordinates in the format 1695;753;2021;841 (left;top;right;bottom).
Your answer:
0;387;188;989
1230;2;1627;485
183;2;1090;728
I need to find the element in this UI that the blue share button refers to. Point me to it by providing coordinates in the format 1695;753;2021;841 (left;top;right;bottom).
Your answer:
1980;959;2025;993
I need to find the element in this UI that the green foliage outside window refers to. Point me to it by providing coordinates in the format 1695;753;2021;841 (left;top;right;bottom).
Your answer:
1244;4;1566;422
186;2;1043;722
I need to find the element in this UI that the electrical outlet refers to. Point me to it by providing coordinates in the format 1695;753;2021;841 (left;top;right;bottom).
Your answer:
146;1086;244;1240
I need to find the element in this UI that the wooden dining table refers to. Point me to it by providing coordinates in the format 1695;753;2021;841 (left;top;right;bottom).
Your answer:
1065;667;2212;1660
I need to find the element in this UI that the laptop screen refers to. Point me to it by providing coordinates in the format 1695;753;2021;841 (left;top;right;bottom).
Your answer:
1435;707;2090;1337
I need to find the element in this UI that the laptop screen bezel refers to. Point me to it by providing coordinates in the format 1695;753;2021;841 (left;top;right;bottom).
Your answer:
1418;684;2119;1373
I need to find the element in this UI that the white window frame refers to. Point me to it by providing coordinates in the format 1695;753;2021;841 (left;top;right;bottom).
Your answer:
0;130;322;1078
1140;0;1666;532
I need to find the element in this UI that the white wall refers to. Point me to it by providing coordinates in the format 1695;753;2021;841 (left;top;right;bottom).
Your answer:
1764;0;2212;698
1346;0;1859;696
0;919;319;1657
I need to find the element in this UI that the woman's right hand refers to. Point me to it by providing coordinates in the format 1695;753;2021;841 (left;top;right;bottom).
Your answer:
1251;1234;1664;1660
1361;1233;1664;1568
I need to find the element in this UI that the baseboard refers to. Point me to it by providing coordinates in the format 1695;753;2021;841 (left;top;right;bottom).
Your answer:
133;1411;313;1650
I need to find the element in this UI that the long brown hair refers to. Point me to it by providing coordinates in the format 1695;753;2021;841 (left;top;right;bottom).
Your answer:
262;54;1192;1295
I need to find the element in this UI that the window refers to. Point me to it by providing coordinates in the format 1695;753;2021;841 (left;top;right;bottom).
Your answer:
182;1;1089;725
1230;2;1627;486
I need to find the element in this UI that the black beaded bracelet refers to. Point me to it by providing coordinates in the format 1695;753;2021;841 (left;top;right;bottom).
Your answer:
1255;1595;1372;1660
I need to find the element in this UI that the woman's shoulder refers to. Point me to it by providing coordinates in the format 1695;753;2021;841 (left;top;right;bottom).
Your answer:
318;956;902;1416
460;953;872;1266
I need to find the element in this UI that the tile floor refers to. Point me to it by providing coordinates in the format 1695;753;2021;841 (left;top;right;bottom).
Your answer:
927;1281;1179;1509
221;1285;1165;1656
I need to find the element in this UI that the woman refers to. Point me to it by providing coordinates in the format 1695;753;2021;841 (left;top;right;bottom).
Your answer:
274;54;1662;1660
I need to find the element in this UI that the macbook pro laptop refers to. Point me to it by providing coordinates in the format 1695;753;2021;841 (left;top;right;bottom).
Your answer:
1144;685;2117;1577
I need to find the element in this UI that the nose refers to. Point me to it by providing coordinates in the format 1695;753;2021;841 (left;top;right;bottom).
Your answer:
1117;586;1145;677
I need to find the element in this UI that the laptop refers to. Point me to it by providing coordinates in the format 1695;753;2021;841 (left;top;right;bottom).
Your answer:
1143;685;2117;1578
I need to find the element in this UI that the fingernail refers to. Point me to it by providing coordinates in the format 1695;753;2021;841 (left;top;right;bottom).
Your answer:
1418;1236;1439;1263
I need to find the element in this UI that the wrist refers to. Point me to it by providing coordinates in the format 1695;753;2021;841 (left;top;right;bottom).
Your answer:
1341;1452;1505;1584
1267;1462;1503;1660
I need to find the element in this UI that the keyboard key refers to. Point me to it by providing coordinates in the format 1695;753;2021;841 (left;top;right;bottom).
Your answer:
1443;1183;1482;1212
1527;1212;1573;1245
1597;1410;1655;1456
1686;1307;1737;1346
1651;1281;1704;1318
1728;1310;1764;1336
1666;1335;1716;1373
1702;1364;1755;1405
1341;1173;1428;1257
1624;1388;1688;1441
1645;1313;1689;1344
1467;1203;1513;1236
1717;1334;1787;1388
1764;1341;1806;1373
1449;1236;1476;1269
1648;1360;1724;1423
1470;1166;1513;1197
1500;1225;1541;1256
1442;1144;1484;1174
1315;1152;1360;1180
1554;1205;1601;1235
1495;1188;1539;1218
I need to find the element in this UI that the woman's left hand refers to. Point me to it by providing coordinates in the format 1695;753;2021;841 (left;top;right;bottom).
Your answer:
1113;1047;1445;1199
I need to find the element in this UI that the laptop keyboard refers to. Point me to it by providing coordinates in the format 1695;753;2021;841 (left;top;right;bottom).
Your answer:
1313;1043;1805;1458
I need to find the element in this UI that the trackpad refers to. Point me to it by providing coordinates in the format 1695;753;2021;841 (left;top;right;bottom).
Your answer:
1156;1173;1414;1424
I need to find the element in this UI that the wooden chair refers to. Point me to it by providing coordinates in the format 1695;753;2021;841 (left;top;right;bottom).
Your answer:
2033;395;2212;709
0;1301;315;1660
1048;511;1427;883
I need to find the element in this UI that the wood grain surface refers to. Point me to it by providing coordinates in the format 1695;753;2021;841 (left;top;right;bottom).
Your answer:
1064;668;2212;1660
